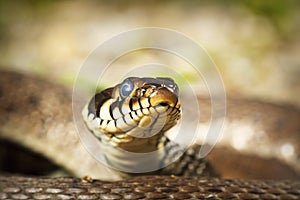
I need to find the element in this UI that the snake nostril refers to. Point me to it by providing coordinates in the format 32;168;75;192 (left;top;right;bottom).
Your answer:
159;102;169;107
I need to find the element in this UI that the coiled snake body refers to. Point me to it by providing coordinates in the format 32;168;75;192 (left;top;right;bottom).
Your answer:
0;71;299;199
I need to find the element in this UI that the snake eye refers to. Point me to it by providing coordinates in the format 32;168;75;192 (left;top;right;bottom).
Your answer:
120;79;134;98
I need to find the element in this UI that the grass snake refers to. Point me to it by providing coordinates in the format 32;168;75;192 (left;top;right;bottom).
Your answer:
0;70;299;199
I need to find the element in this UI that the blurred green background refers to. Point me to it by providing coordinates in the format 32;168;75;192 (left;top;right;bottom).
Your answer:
0;0;299;105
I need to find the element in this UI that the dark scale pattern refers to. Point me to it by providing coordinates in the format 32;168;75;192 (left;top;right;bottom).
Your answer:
88;87;113;118
159;144;219;177
0;175;299;199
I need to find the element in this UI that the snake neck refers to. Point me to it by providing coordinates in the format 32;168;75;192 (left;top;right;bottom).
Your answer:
117;132;164;153
100;134;184;174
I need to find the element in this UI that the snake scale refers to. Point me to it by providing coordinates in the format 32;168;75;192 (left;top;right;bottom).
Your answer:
0;70;299;199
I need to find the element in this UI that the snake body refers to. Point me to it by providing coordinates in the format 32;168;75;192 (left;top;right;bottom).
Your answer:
1;175;299;200
0;70;300;199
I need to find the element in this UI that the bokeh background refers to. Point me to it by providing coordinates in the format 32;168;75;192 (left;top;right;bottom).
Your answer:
0;0;299;105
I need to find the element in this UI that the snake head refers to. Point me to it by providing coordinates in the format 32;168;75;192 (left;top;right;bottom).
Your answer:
83;77;181;152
